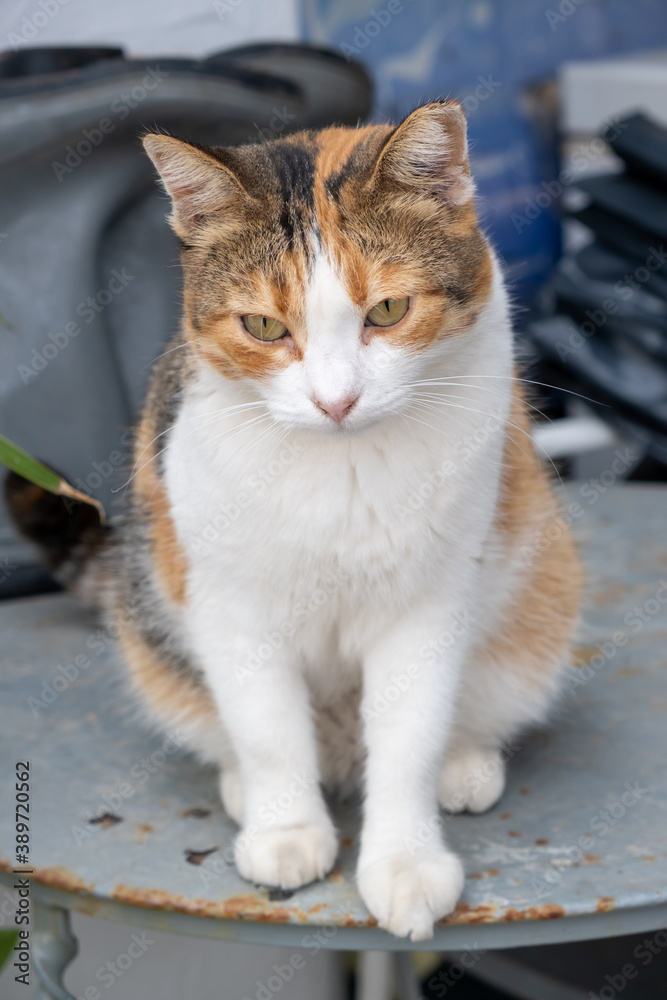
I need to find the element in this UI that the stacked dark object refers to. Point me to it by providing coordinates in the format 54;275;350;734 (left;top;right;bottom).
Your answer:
527;112;667;478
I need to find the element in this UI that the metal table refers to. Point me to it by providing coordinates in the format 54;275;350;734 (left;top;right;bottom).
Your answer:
1;484;666;999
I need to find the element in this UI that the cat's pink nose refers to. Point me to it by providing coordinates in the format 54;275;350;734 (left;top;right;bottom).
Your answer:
314;395;359;423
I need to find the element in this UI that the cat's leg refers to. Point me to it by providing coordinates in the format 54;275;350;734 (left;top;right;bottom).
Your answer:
188;607;337;889
435;657;512;816
438;536;580;817
438;612;571;813
356;601;472;941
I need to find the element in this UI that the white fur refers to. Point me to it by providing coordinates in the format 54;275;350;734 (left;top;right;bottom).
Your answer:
163;249;550;939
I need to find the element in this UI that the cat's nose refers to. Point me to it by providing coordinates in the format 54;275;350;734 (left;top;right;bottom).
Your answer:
314;395;359;423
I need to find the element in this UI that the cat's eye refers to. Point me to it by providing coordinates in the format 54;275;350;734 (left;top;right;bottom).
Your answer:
365;297;409;327
242;315;289;341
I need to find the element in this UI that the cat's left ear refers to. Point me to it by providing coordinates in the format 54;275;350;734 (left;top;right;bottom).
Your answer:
372;101;474;207
142;133;246;238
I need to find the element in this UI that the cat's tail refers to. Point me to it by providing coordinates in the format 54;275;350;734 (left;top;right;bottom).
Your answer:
3;470;113;607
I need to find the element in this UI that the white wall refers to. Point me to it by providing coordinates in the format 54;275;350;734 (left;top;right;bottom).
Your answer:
1;0;300;59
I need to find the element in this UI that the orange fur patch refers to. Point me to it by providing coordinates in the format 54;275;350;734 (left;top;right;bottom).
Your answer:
133;409;188;606
489;388;583;686
119;627;217;730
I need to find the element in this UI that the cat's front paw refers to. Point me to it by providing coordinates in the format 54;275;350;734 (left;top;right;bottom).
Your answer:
357;847;464;941
235;819;338;890
438;748;505;814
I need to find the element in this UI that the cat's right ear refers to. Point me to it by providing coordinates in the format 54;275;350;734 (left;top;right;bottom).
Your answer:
370;102;474;207
142;134;244;239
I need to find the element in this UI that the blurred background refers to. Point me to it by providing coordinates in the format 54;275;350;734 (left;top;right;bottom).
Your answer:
1;1;667;997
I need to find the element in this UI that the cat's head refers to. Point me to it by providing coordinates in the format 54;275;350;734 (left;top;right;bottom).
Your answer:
143;102;493;435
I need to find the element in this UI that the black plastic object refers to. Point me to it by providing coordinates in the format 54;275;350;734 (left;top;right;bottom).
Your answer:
575;172;667;242
570;203;667;269
611;111;667;188
527;112;667;477
530;316;667;432
0;46;124;78
0;47;302;101
205;43;373;128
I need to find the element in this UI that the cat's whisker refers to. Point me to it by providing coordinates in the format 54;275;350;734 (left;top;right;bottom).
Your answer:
122;407;271;493
409;374;606;409
411;386;554;426
408;396;566;492
142;339;193;370
213;420;286;473
124;401;269;487
198;413;274;459
407;398;550;487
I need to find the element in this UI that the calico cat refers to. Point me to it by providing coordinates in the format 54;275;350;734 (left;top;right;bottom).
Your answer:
6;101;581;940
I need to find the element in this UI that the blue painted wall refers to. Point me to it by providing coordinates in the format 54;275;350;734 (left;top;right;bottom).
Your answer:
302;0;667;304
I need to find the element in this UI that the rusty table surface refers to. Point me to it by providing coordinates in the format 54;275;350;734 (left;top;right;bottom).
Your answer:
1;483;666;951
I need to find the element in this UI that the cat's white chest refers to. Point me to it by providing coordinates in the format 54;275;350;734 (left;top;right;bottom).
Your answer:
166;384;505;634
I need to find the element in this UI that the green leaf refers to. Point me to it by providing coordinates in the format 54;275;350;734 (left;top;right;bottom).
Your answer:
0;930;18;972
0;433;106;523
0;434;62;491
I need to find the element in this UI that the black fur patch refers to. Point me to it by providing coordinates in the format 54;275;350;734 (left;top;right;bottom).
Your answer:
324;129;395;202
4;470;109;574
261;138;316;247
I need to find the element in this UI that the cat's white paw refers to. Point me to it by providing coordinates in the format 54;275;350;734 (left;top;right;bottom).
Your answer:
219;767;243;825
235;820;338;889
438;748;505;814
357;848;464;941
